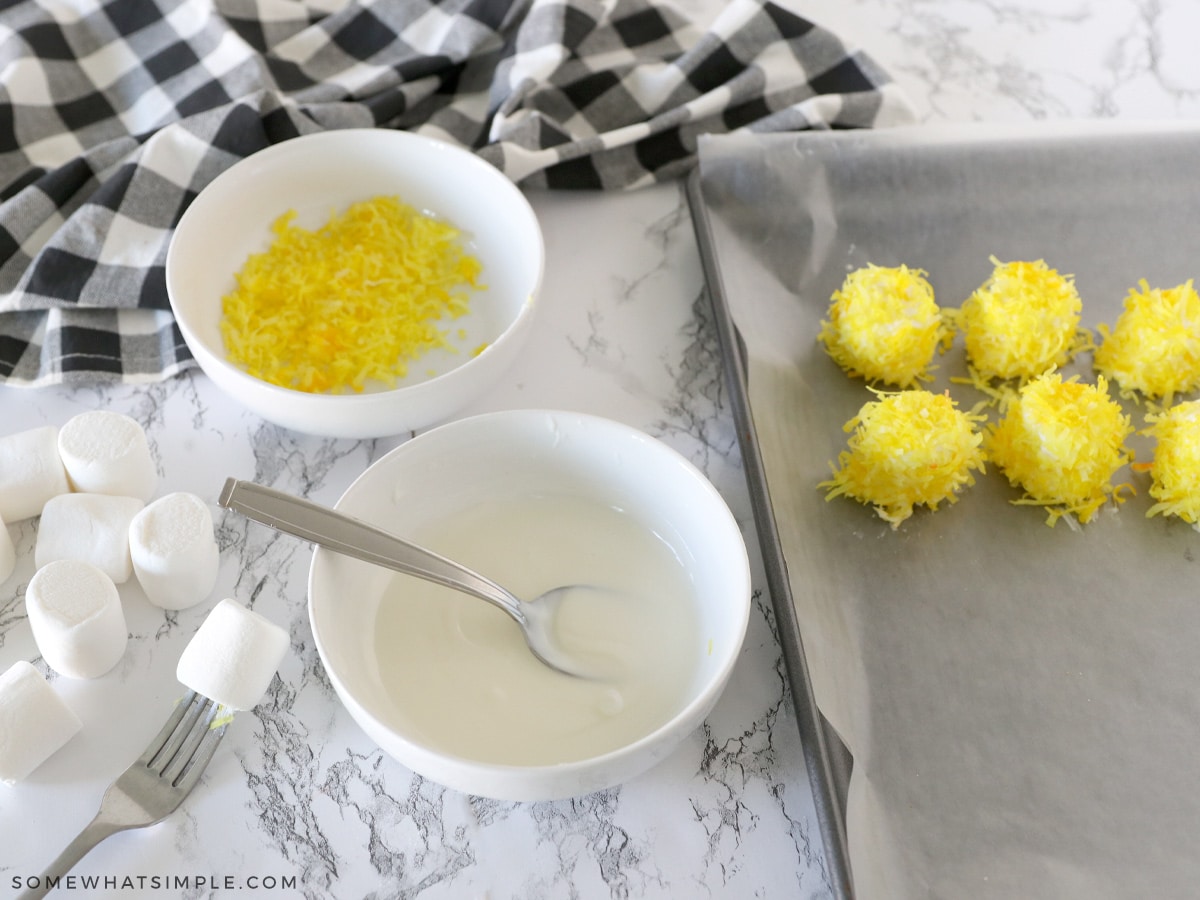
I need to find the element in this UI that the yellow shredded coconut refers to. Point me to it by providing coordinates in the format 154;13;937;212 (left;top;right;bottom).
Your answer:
818;264;950;388
820;389;986;528
1136;400;1200;526
956;258;1085;383
986;372;1133;526
211;706;236;729
1093;278;1200;405
220;196;484;393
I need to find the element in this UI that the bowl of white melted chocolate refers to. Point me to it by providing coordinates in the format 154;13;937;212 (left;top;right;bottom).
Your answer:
307;409;751;801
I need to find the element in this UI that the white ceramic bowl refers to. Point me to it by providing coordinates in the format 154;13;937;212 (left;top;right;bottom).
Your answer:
308;410;751;801
166;129;543;438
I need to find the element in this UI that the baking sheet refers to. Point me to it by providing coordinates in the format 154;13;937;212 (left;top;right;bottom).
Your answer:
694;123;1200;900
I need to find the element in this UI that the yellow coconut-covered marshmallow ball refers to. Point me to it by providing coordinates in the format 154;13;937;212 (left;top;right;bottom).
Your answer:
959;259;1083;382
821;389;986;528
818;264;949;388
1094;279;1200;405
986;372;1133;526
1140;400;1200;526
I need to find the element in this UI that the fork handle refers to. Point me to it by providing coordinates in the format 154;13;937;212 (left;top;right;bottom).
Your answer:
17;818;127;899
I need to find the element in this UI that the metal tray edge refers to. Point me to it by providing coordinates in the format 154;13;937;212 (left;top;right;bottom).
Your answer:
685;169;854;900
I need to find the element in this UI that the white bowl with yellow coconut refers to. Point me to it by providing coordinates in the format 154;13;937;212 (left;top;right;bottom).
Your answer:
166;129;543;438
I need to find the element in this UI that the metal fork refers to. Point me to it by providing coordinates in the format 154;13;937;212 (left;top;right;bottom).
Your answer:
18;691;231;900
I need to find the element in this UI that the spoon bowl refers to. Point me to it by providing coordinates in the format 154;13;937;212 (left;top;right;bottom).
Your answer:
217;478;600;677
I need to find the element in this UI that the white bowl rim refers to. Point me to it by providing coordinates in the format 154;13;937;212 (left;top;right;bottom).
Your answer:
306;408;752;788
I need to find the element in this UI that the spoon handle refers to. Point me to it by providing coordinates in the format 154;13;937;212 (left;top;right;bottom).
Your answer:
217;478;525;622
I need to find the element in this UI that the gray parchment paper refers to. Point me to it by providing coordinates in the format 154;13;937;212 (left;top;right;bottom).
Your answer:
696;124;1200;900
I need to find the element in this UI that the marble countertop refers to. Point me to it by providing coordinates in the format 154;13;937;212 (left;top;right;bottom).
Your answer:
2;1;1197;897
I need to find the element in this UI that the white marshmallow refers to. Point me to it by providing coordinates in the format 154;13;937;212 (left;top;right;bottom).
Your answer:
36;493;144;583
0;426;70;523
0;514;13;584
0;661;83;784
129;492;219;611
176;599;288;710
57;410;157;501
26;560;128;679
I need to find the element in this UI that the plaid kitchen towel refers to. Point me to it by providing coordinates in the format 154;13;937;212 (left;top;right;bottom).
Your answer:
0;0;912;387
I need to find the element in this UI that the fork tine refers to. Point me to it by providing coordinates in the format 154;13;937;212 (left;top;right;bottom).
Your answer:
141;690;205;770
161;695;224;786
172;717;230;793
142;691;231;790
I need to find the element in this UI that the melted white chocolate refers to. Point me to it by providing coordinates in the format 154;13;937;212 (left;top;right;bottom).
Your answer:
373;494;701;766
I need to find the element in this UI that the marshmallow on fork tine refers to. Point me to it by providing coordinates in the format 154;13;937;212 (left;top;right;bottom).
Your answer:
176;599;289;711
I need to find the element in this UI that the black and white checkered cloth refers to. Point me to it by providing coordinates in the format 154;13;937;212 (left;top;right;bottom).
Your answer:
0;0;910;387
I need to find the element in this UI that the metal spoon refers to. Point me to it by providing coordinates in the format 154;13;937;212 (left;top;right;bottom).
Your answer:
217;477;596;678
